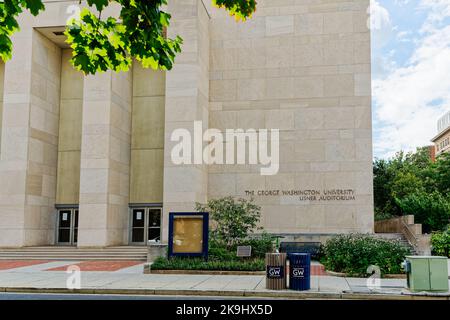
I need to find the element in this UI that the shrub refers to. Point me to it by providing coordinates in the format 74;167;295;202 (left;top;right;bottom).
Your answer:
374;209;394;221
208;240;237;262
195;197;261;248
151;257;265;271
396;191;450;232
431;228;450;257
232;232;276;259
208;232;275;261
320;234;411;276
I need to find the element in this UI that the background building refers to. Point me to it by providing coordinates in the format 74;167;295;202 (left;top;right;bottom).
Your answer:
0;0;373;247
432;111;450;157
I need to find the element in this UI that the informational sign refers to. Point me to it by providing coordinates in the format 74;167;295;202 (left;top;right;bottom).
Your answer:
236;246;252;257
266;266;284;279
62;212;68;221
244;189;356;202
168;212;209;259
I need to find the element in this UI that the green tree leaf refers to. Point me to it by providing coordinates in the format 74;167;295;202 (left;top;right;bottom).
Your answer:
86;0;109;12
21;0;45;16
0;0;257;72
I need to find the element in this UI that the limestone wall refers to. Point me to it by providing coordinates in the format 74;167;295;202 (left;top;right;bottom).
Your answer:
162;0;210;242
0;0;374;247
0;63;4;157
55;49;83;205
0;29;62;246
129;66;165;204
78;70;132;247
207;0;374;234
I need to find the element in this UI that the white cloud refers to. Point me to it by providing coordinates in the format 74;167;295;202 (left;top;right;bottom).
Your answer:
373;1;450;158
419;0;450;28
370;0;392;32
397;30;412;42
371;1;398;78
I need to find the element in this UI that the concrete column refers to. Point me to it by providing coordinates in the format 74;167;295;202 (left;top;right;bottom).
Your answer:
0;29;61;247
162;0;210;242
78;71;132;247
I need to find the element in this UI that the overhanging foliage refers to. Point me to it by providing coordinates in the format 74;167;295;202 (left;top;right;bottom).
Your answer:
0;0;257;74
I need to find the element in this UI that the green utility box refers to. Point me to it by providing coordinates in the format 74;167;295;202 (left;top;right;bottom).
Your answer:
403;256;449;292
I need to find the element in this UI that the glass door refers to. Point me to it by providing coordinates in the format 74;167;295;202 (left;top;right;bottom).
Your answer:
130;208;161;245
73;210;79;244
131;208;146;244
147;209;161;242
57;209;78;245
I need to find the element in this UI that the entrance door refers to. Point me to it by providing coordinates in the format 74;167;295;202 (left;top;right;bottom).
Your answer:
57;209;78;245
130;208;161;245
131;208;145;243
147;209;161;242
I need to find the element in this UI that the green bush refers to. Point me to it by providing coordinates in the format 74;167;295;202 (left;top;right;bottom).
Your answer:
396;191;450;232
232;232;275;259
208;232;275;261
151;257;265;271
431;228;450;257
374;209;395;221
195;197;262;248
320;234;411;276
208;241;237;261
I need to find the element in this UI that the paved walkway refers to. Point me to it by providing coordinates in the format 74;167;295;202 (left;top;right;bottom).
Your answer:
0;269;407;294
0;260;146;273
0;260;448;299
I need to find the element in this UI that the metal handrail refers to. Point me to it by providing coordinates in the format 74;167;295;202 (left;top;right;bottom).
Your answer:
400;218;419;249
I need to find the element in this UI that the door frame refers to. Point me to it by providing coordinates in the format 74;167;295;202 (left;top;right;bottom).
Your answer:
55;207;78;246
128;207;162;245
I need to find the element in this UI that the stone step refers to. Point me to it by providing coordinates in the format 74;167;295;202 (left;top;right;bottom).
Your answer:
0;246;146;250
0;246;148;261
0;254;147;260
0;249;147;253
372;233;405;240
0;252;146;256
0;256;147;261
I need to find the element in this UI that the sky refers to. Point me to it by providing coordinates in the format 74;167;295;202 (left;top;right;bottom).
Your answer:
371;0;450;159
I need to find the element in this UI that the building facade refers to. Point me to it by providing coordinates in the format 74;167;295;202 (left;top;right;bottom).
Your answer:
432;111;450;157
0;0;373;247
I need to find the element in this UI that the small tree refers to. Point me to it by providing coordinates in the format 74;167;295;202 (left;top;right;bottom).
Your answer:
195;197;261;249
435;153;450;194
396;191;450;232
431;227;450;257
390;171;425;200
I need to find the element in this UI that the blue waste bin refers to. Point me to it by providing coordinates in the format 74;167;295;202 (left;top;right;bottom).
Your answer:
288;253;311;291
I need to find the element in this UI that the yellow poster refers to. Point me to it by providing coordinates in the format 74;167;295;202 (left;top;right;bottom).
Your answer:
173;217;204;253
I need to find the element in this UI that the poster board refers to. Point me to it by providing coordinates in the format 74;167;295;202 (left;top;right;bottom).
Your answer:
168;212;209;259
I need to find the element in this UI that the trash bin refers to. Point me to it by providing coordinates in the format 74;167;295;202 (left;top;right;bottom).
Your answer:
265;253;287;290
288;253;311;291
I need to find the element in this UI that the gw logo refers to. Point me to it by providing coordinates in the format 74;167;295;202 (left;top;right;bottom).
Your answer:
269;268;281;276
267;266;284;278
292;267;305;278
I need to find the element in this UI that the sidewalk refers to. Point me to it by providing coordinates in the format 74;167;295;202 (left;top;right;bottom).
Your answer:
0;260;449;299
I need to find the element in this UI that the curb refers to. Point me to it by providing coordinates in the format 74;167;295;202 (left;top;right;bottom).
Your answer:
1;287;449;300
